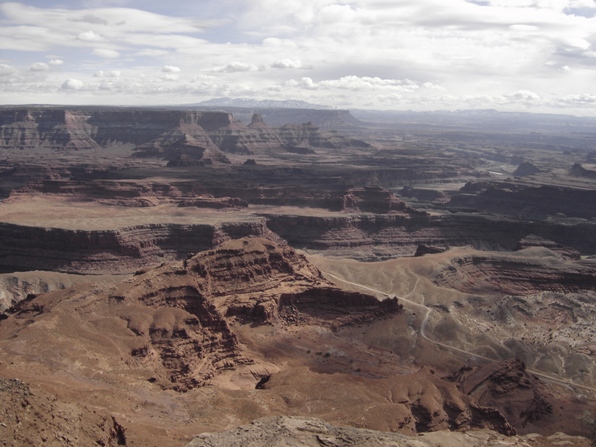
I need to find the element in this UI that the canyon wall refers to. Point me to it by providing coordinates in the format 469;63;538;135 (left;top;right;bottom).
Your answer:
0;107;367;156
0;219;277;274
263;212;596;258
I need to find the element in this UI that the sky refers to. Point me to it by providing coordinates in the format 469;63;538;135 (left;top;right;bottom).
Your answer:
2;0;596;114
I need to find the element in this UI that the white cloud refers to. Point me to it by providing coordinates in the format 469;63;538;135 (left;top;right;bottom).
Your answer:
288;76;420;92
60;78;84;90
77;30;104;42
94;70;121;77
0;64;16;77
215;62;258;72
505;90;541;101
1;1;596;113
271;59;302;69
422;82;446;91
29;62;49;71
135;49;168;57
93;48;120;58
48;59;64;65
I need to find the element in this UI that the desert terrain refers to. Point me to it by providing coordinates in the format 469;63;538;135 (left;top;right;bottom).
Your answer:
0;105;595;446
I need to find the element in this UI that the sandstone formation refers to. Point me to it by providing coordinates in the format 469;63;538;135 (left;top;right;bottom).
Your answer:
0;378;128;447
263;211;596;259
1;104;596;446
0;238;400;391
432;249;596;296
449;182;596;220
0;238;550;446
341;185;407;213
448;359;553;430
0;218;279;274
515;235;580;260
514;162;542;177
0;107;369;157
187;416;591;447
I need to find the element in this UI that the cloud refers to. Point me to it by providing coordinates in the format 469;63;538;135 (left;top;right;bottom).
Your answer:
215;62;258;72
271;59;302;69
505;90;541;101
93;48;120;58
288;76;420;92
93;70;121;77
422;82;447;91
135;49;168;57
0;65;16;77
2;1;596;113
29;62;49;71
559;93;596;103
72;14;109;26
48;59;64;65
77;30;105;42
60;79;84;90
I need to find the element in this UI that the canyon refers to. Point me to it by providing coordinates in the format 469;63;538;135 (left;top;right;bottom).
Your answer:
0;105;595;446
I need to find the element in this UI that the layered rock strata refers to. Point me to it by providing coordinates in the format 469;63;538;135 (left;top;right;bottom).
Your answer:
0;219;278;274
0;238;398;391
448;359;553;430
433;249;596;295
263;212;596;259
188;416;590;447
0;107;368;156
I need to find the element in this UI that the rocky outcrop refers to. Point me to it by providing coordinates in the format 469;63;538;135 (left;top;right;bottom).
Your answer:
415;244;448;257
341;186;406;213
571;163;596;179
0;107;368;156
0;109;100;151
188;416;591;447
433;250;596;295
0;238;396;391
448;359;553;429
177;195;248;209
449;182;596;220
259;366;515;436
0;219;278;274
0;379;128;447
513;162;541;177
278;288;402;329
516;235;580;260
263;211;596;259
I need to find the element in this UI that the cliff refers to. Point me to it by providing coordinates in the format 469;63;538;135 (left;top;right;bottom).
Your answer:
262;211;596;259
0;219;278;274
0;107;369;157
0;238;399;391
432;249;596;295
187;416;590;447
449;182;596;220
448;359;553;432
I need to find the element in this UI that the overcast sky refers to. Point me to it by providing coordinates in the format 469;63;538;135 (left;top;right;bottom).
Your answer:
2;0;596;114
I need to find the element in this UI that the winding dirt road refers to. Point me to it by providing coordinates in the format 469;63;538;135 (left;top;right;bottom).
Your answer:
321;270;596;394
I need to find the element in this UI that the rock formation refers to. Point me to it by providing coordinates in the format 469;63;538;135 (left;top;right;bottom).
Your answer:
449;182;596;220
0;107;369;157
187;416;591;447
513;162;541;177
448;359;553;430
0;378;128;447
0;238;400;390
341;186;406;213
0;219;279;274
432;249;596;295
